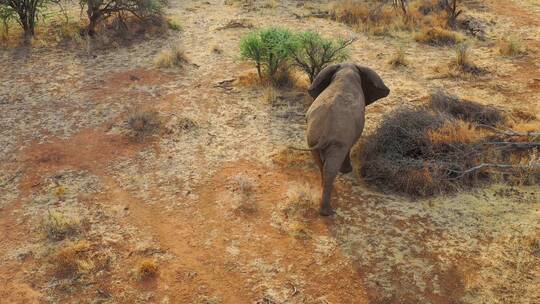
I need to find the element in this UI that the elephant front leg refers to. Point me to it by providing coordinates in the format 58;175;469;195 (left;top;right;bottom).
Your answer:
319;146;348;216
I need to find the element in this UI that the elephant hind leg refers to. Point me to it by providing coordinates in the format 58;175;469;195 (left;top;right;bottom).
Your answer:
320;145;348;216
339;151;353;174
311;150;324;188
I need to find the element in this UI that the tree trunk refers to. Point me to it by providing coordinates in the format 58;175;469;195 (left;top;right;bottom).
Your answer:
86;0;101;36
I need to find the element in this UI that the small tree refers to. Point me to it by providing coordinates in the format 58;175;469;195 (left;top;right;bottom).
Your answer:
291;31;354;83
441;0;461;28
80;0;166;35
0;0;49;42
240;27;297;84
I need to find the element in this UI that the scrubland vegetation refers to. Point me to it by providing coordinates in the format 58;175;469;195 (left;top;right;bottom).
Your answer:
1;0;539;303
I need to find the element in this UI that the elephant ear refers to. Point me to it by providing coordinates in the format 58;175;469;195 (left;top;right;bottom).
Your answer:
308;64;341;99
356;65;390;105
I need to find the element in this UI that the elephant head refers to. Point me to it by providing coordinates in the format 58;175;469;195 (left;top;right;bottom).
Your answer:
308;63;390;106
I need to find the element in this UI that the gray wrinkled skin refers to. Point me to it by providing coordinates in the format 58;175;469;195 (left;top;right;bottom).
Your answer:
306;63;390;216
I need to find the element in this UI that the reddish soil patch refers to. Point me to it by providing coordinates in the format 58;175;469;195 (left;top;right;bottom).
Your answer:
19;128;143;194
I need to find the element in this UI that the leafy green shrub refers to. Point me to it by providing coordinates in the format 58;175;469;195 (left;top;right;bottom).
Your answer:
240;27;297;85
291;31;353;82
0;4;15;39
0;0;50;41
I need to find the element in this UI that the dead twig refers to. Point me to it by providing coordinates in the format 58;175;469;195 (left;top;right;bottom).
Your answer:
287;281;298;297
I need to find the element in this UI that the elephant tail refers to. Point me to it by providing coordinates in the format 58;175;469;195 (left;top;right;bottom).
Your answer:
287;141;328;151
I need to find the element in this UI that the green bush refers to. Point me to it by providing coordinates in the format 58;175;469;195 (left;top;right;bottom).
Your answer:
0;0;50;41
240;27;297;85
291;31;353;82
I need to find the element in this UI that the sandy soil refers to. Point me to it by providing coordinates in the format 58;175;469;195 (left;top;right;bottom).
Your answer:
1;0;539;303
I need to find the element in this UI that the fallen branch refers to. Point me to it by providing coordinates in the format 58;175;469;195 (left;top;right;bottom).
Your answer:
476;124;540;137
484;141;540;148
446;162;540;180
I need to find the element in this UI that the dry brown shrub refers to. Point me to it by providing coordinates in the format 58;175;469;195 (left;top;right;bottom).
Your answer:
136;258;158;281
127;108;161;140
358;91;539;196
154;44;188;68
51;240;92;278
429;91;505;126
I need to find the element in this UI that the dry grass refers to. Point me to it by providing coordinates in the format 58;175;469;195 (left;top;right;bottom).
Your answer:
136;258;159;281
275;183;319;239
41;210;81;241
127;108;161;140
415;26;462;46
263;86;279;105
272;147;312;167
237;70;264;87
166;17;182;31
358;91;539;196
429;91;505;126
51;240;92;278
427;120;486;144
231;174;257;213
154;44;188;68
499;37;526;57
388;47;408;67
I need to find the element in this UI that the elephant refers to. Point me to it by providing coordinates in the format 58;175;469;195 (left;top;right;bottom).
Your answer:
305;63;390;216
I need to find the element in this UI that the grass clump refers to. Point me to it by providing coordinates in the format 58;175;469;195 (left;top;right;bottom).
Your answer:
166;17;182;31
388;46;408;67
154;44;188;68
127;108;161;141
42;210;80;241
358;91;539;196
415;26;462;46
136;258;158;281
51;240;92;278
499;37;526;57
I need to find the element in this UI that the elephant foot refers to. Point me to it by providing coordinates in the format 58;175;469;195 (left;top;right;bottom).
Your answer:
319;206;335;216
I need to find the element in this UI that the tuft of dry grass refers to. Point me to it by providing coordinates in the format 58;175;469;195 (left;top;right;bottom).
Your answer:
388;47;408;67
274;183;319;239
272;147;312;167
136;258;158;281
154;44;188;68
42;210;81;241
51;240;92;278
230;174;257;213
127;108;161;140
166;17;182;31
499;37;526;57
415;26;462;46
263;86;279;104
